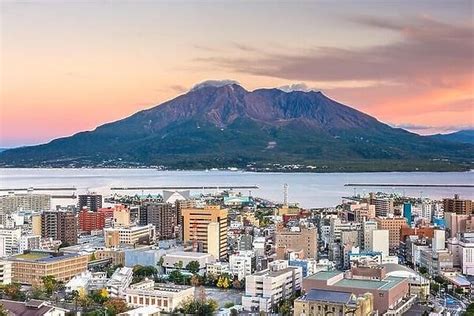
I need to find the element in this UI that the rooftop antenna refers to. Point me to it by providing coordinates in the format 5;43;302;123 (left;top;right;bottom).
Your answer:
283;183;288;207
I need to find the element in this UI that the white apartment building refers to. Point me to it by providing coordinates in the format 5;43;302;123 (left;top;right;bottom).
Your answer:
125;282;194;312
242;260;302;313
370;229;389;257
0;193;51;213
0;260;12;284
448;233;474;276
206;262;230;276
107;267;134;298
229;250;255;280
363;221;378;250
19;235;41;253
0;228;21;256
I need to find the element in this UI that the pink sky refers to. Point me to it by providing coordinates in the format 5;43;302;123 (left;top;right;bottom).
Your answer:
1;1;473;147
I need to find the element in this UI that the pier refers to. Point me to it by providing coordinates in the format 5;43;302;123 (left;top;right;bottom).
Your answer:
344;184;474;188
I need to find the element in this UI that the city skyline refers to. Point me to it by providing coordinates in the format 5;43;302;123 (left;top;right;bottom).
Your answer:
1;1;473;147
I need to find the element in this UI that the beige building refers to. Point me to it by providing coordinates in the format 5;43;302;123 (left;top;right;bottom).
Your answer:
95;249;126;266
124;281;194;312
375;217;407;249
32;213;42;236
275;224;318;259
294;289;374;316
104;225;156;247
0;260;12;285
181;205;228;259
113;207;131;227
9;250;88;285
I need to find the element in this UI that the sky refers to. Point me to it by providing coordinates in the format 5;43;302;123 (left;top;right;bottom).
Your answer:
1;1;473;147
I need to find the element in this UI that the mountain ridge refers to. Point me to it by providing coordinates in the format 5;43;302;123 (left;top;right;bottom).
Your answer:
1;83;472;172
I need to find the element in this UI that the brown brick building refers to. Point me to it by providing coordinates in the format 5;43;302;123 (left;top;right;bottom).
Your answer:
443;194;473;215
275;224;318;260
41;211;77;246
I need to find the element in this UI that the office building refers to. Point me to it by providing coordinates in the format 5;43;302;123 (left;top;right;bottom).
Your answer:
369;194;394;217
104;225;156;247
403;203;412;225
9;250;88;285
447;232;474;275
275;224;318;260
78;194;102;211
19;235;41;253
362;221;378;250
161;251;214;275
294;289;374;316
41;211;78;246
181;205;228;260
242;260;303;313
375;217;407;250
443;194;473;215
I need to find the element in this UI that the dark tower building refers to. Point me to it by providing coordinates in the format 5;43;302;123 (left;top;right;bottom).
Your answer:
78;194;102;211
140;202;178;240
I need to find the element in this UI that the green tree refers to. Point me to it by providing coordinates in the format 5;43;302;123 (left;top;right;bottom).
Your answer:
464;303;474;316
41;275;59;296
186;261;200;274
224;302;235;308
177;297;218;315
168;269;185;285
3;283;24;301
418;267;428;275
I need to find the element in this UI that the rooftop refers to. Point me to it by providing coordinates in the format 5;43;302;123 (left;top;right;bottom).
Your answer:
11;251;80;263
335;276;406;291
306;270;342;281
297;289;355;305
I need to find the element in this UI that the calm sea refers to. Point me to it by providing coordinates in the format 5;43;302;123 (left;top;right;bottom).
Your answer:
0;169;473;208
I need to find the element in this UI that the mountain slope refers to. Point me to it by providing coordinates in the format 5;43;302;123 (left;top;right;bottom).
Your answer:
1;83;472;171
429;130;474;145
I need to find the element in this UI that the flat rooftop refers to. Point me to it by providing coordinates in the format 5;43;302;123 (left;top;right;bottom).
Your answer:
306;270;342;281
297;289;354;304
11;251;79;263
335;276;406;291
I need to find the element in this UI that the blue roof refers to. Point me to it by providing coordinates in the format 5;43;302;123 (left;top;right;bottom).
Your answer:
299;289;353;304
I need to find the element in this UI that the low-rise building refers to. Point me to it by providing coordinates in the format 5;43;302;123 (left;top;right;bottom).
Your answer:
303;270;412;314
104;225;156;247
108;267;134;298
206;262;230;276
162;251;215;275
9;250;88;285
124;283;194;312
294;289;374;316
0;299;67;316
0;260;12;285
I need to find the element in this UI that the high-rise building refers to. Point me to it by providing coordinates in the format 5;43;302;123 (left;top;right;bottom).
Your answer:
181;205;228;260
432;229;445;252
375;217;407;250
41;211;77;246
369;194;394;217
369;230;389;257
362;221;378;250
141;203;178;240
78;209;105;232
275;224;318;260
78;194;102;211
403;203;412;225
443;194;473;215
